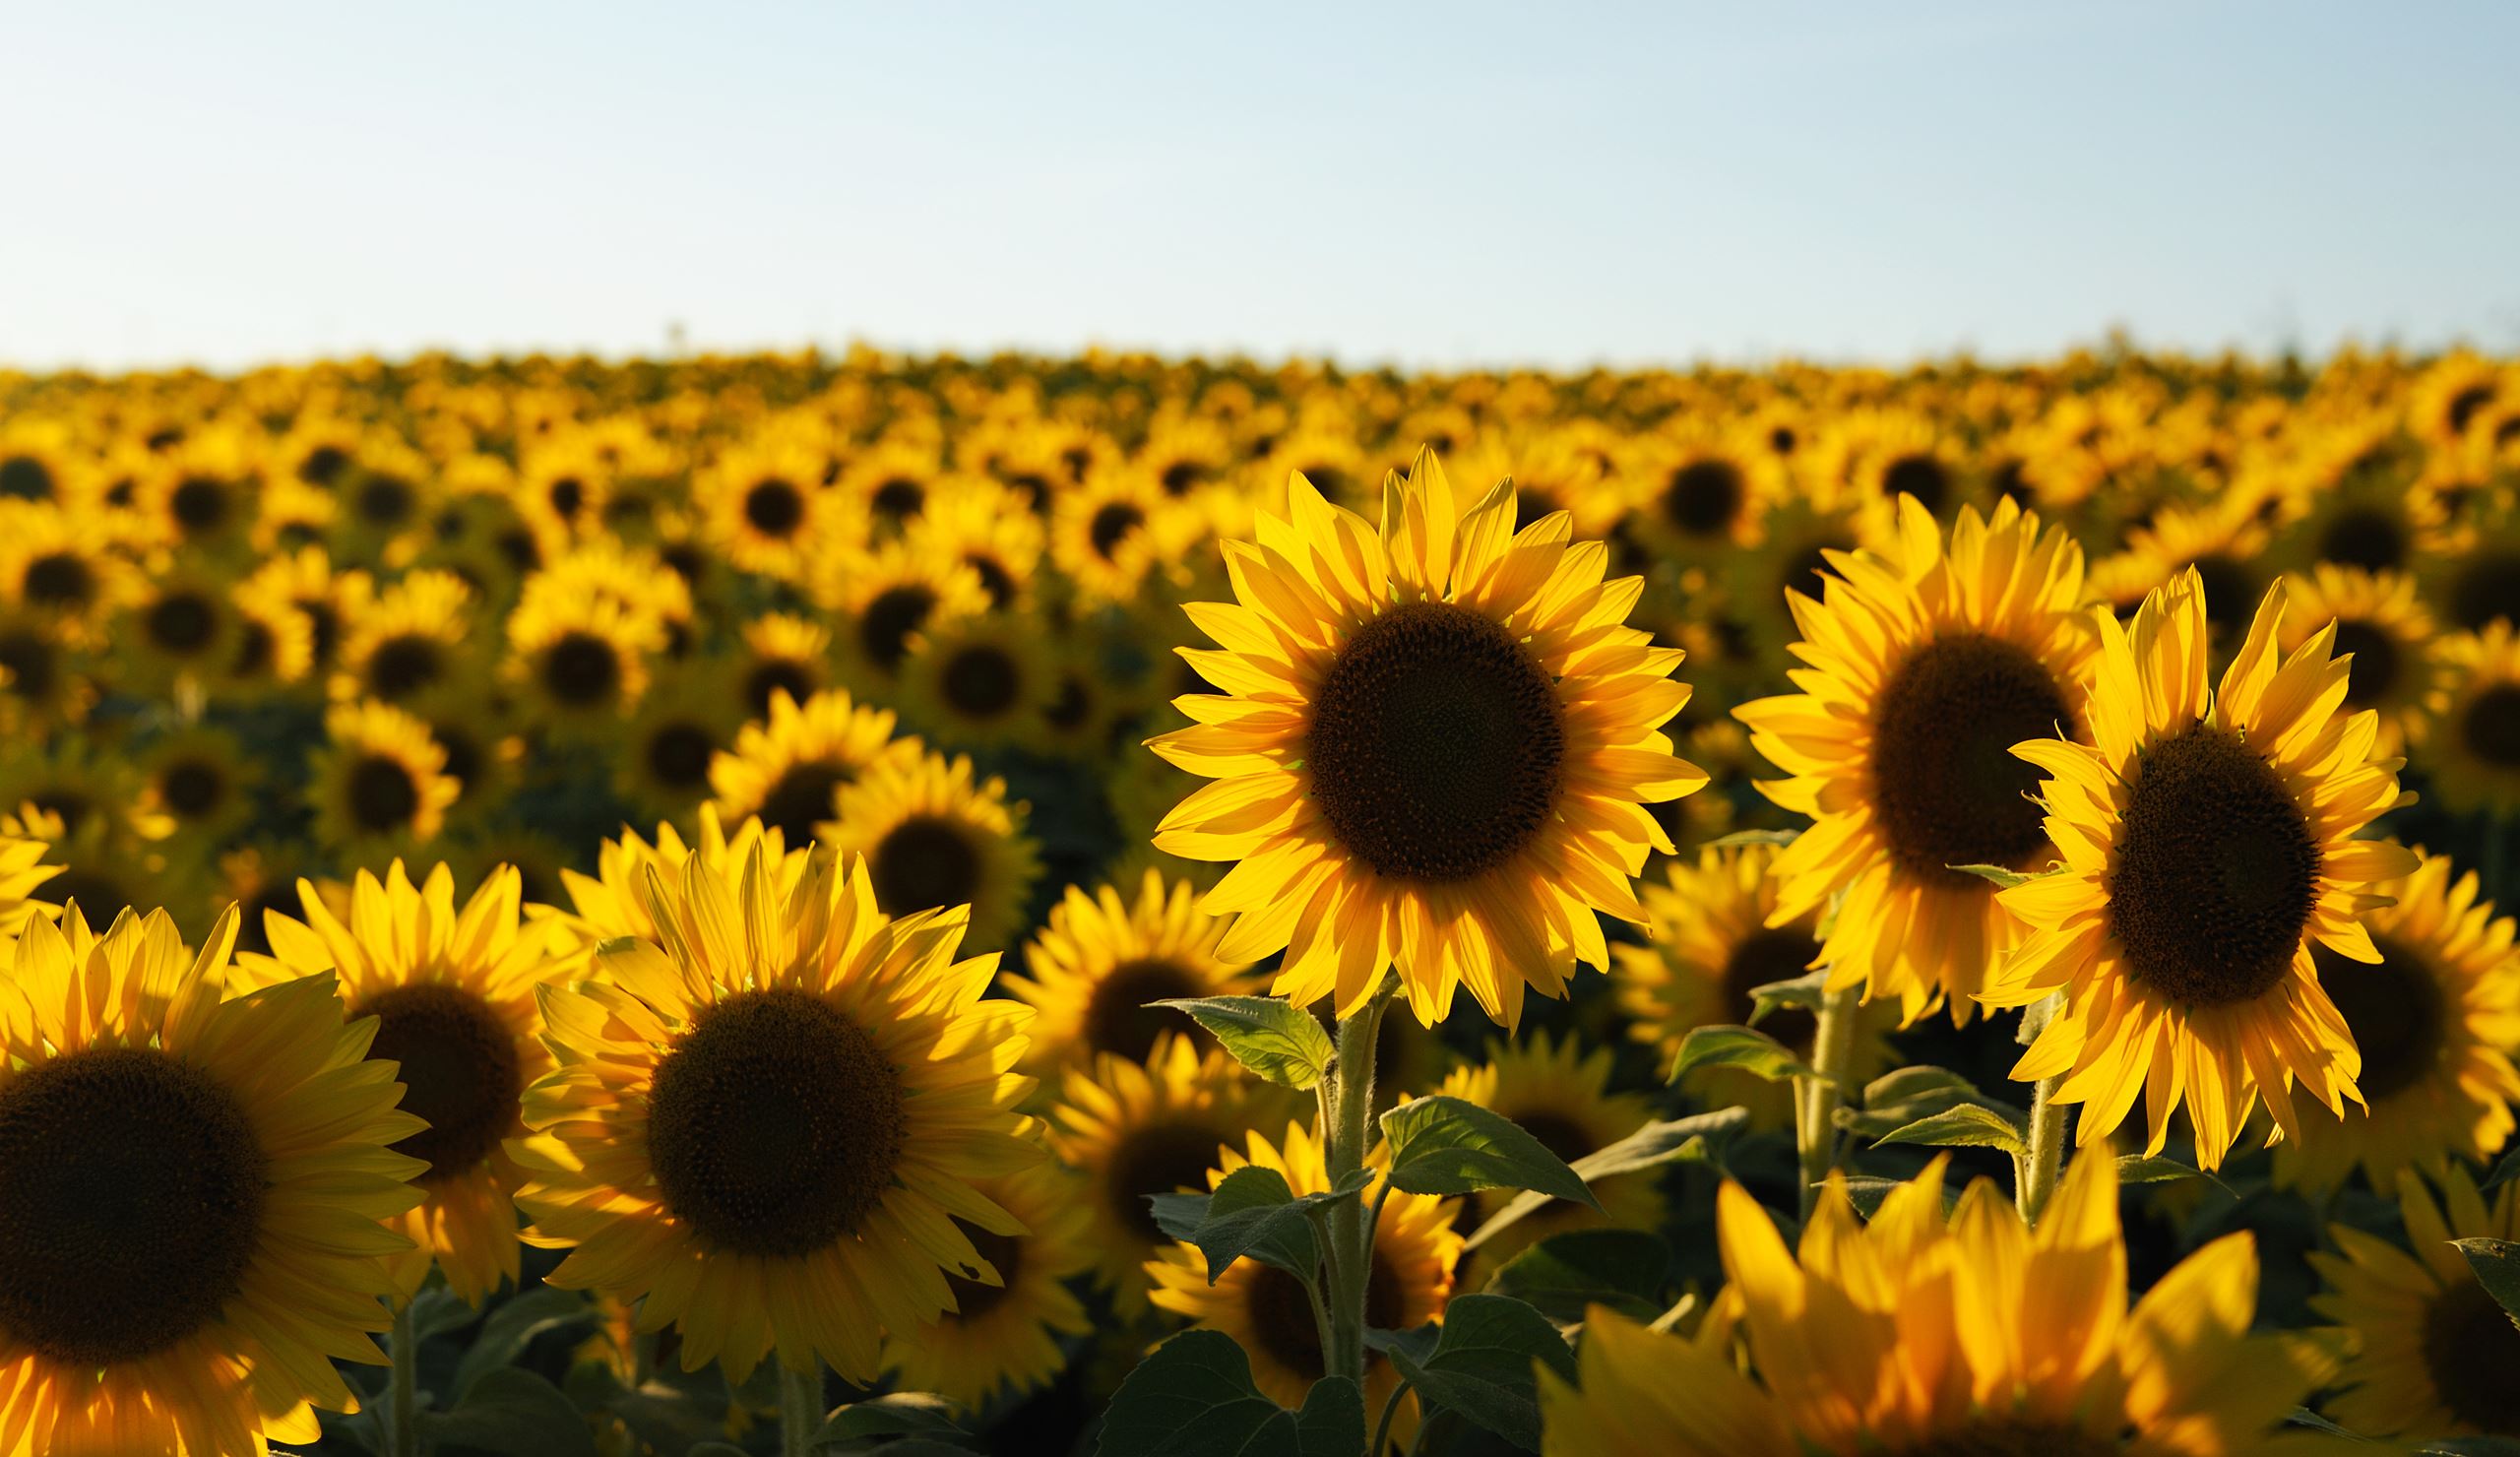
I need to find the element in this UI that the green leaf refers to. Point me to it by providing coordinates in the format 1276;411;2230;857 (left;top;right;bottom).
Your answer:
1149;1191;1212;1243
2453;1238;2520;1321
1293;1375;1365;1457
2282;1406;2362;1438
1465;1108;1745;1250
811;1390;968;1446
1383;1295;1573;1452
1379;1097;1599;1209
1095;1329;1297;1457
1874;1102;2028;1156
405;1282;481;1341
1745;969;1830;1023
416;1368;598;1457
1702;828;1800;850
2114;1155;2235;1198
1154;996;1336;1090
1483;1230;1669;1325
1666;1025;1818;1086
1943;862;2044;887
1188;1166;1370;1283
452;1285;597;1398
1838;1066;2017;1139
2483;1145;2520;1192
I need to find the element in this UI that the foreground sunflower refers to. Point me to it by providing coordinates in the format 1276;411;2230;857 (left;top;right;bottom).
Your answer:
1146;1122;1460;1434
1000;867;1255;1074
2310;1166;2520;1442
1151;451;1704;1026
2276;848;2520;1191
1733;495;2097;1020
1540;1153;2350;1456
515;843;1040;1383
0;905;425;1456
1982;570;2417;1168
236;860;552;1302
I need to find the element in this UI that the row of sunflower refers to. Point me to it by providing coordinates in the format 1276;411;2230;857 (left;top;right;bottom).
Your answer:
0;346;2513;1456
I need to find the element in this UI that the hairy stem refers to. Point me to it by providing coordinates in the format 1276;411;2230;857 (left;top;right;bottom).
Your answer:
1794;982;1861;1218
779;1358;822;1457
2016;992;2071;1222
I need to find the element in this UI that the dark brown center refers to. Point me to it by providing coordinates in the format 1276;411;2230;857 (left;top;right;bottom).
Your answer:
941;645;1021;719
2422;1276;2520;1435
2465;685;2520;768
868;815;981;917
745;478;804;537
1105;1120;1229;1243
755;762;850;848
859;586;936;672
1083;959;1209;1061
541;632;621;707
1663;459;1745;536
359;982;525;1180
347;755;421;832
1305;602;1565;883
2312;934;2445;1102
1870;634;2073;886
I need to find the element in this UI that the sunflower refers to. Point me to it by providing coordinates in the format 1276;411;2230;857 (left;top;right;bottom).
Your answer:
1146;1121;1460;1433
1614;842;1894;1128
894;612;1053;749
834;437;943;539
1051;465;1184;605
0;606;90;728
1620;428;1783;573
615;663;747;822
905;476;1046;611
1047;1037;1294;1308
1981;570;2418;1168
234;860;551;1303
2273;848;2520;1192
1843;408;1975;524
2274;565;2447;759
0;501;140;642
1001;868;1256;1075
2311;1166;2520;1442
241;544;372;682
1434;1030;1665;1282
879;1163;1096;1410
2091;496;2274;644
223;577;316;695
697;432;843;581
1733;496;2099;1020
0;904;425;1457
733;611;835;720
504;586;665;731
707;687;922;850
821;541;991;690
820;750;1040;952
1540;1152;2347;1457
137;724;260;853
120;568;244;694
1151;452;1704;1027
308;699;463;860
2426;622;2520;816
333;567;477;707
0;817;59;956
515;842;1042;1384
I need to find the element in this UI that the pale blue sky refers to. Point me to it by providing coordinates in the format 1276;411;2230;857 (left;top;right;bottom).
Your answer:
5;2;2514;372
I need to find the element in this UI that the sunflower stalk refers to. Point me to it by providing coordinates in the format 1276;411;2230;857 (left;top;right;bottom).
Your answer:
1794;982;1861;1218
778;1358;822;1457
1321;976;1397;1400
388;1298;419;1457
2016;991;2071;1222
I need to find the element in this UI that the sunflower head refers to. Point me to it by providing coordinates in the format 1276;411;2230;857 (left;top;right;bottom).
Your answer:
516;842;1040;1384
1984;569;2419;1168
1150;450;1704;1028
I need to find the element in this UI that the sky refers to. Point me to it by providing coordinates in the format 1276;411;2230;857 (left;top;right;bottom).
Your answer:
4;2;2515;373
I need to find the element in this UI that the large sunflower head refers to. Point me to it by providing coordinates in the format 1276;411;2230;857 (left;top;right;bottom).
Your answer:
235;859;552;1302
1001;867;1256;1077
2310;1166;2520;1443
820;749;1040;953
0;905;425;1456
1150;450;1705;1028
1046;1036;1297;1308
1733;495;2099;1021
1539;1152;2343;1457
1145;1121;1460;1426
516;842;1041;1384
1982;570;2419;1169
2274;847;2520;1192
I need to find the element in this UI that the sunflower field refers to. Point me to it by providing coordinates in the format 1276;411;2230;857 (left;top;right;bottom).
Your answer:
0;345;2517;1457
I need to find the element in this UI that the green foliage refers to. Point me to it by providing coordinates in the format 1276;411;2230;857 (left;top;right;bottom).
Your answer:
1483;1230;1670;1325
2453;1237;2520;1321
1155;995;1338;1090
1873;1102;2028;1157
1380;1295;1574;1453
415;1367;599;1457
1665;1024;1818;1085
1379;1096;1599;1207
1095;1330;1301;1457
1466;1108;1743;1250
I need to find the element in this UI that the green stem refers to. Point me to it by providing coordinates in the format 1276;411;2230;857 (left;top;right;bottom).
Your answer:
2015;992;2070;1223
1323;977;1396;1394
389;1298;419;1457
1794;983;1860;1218
1367;1376;1408;1457
778;1358;822;1457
